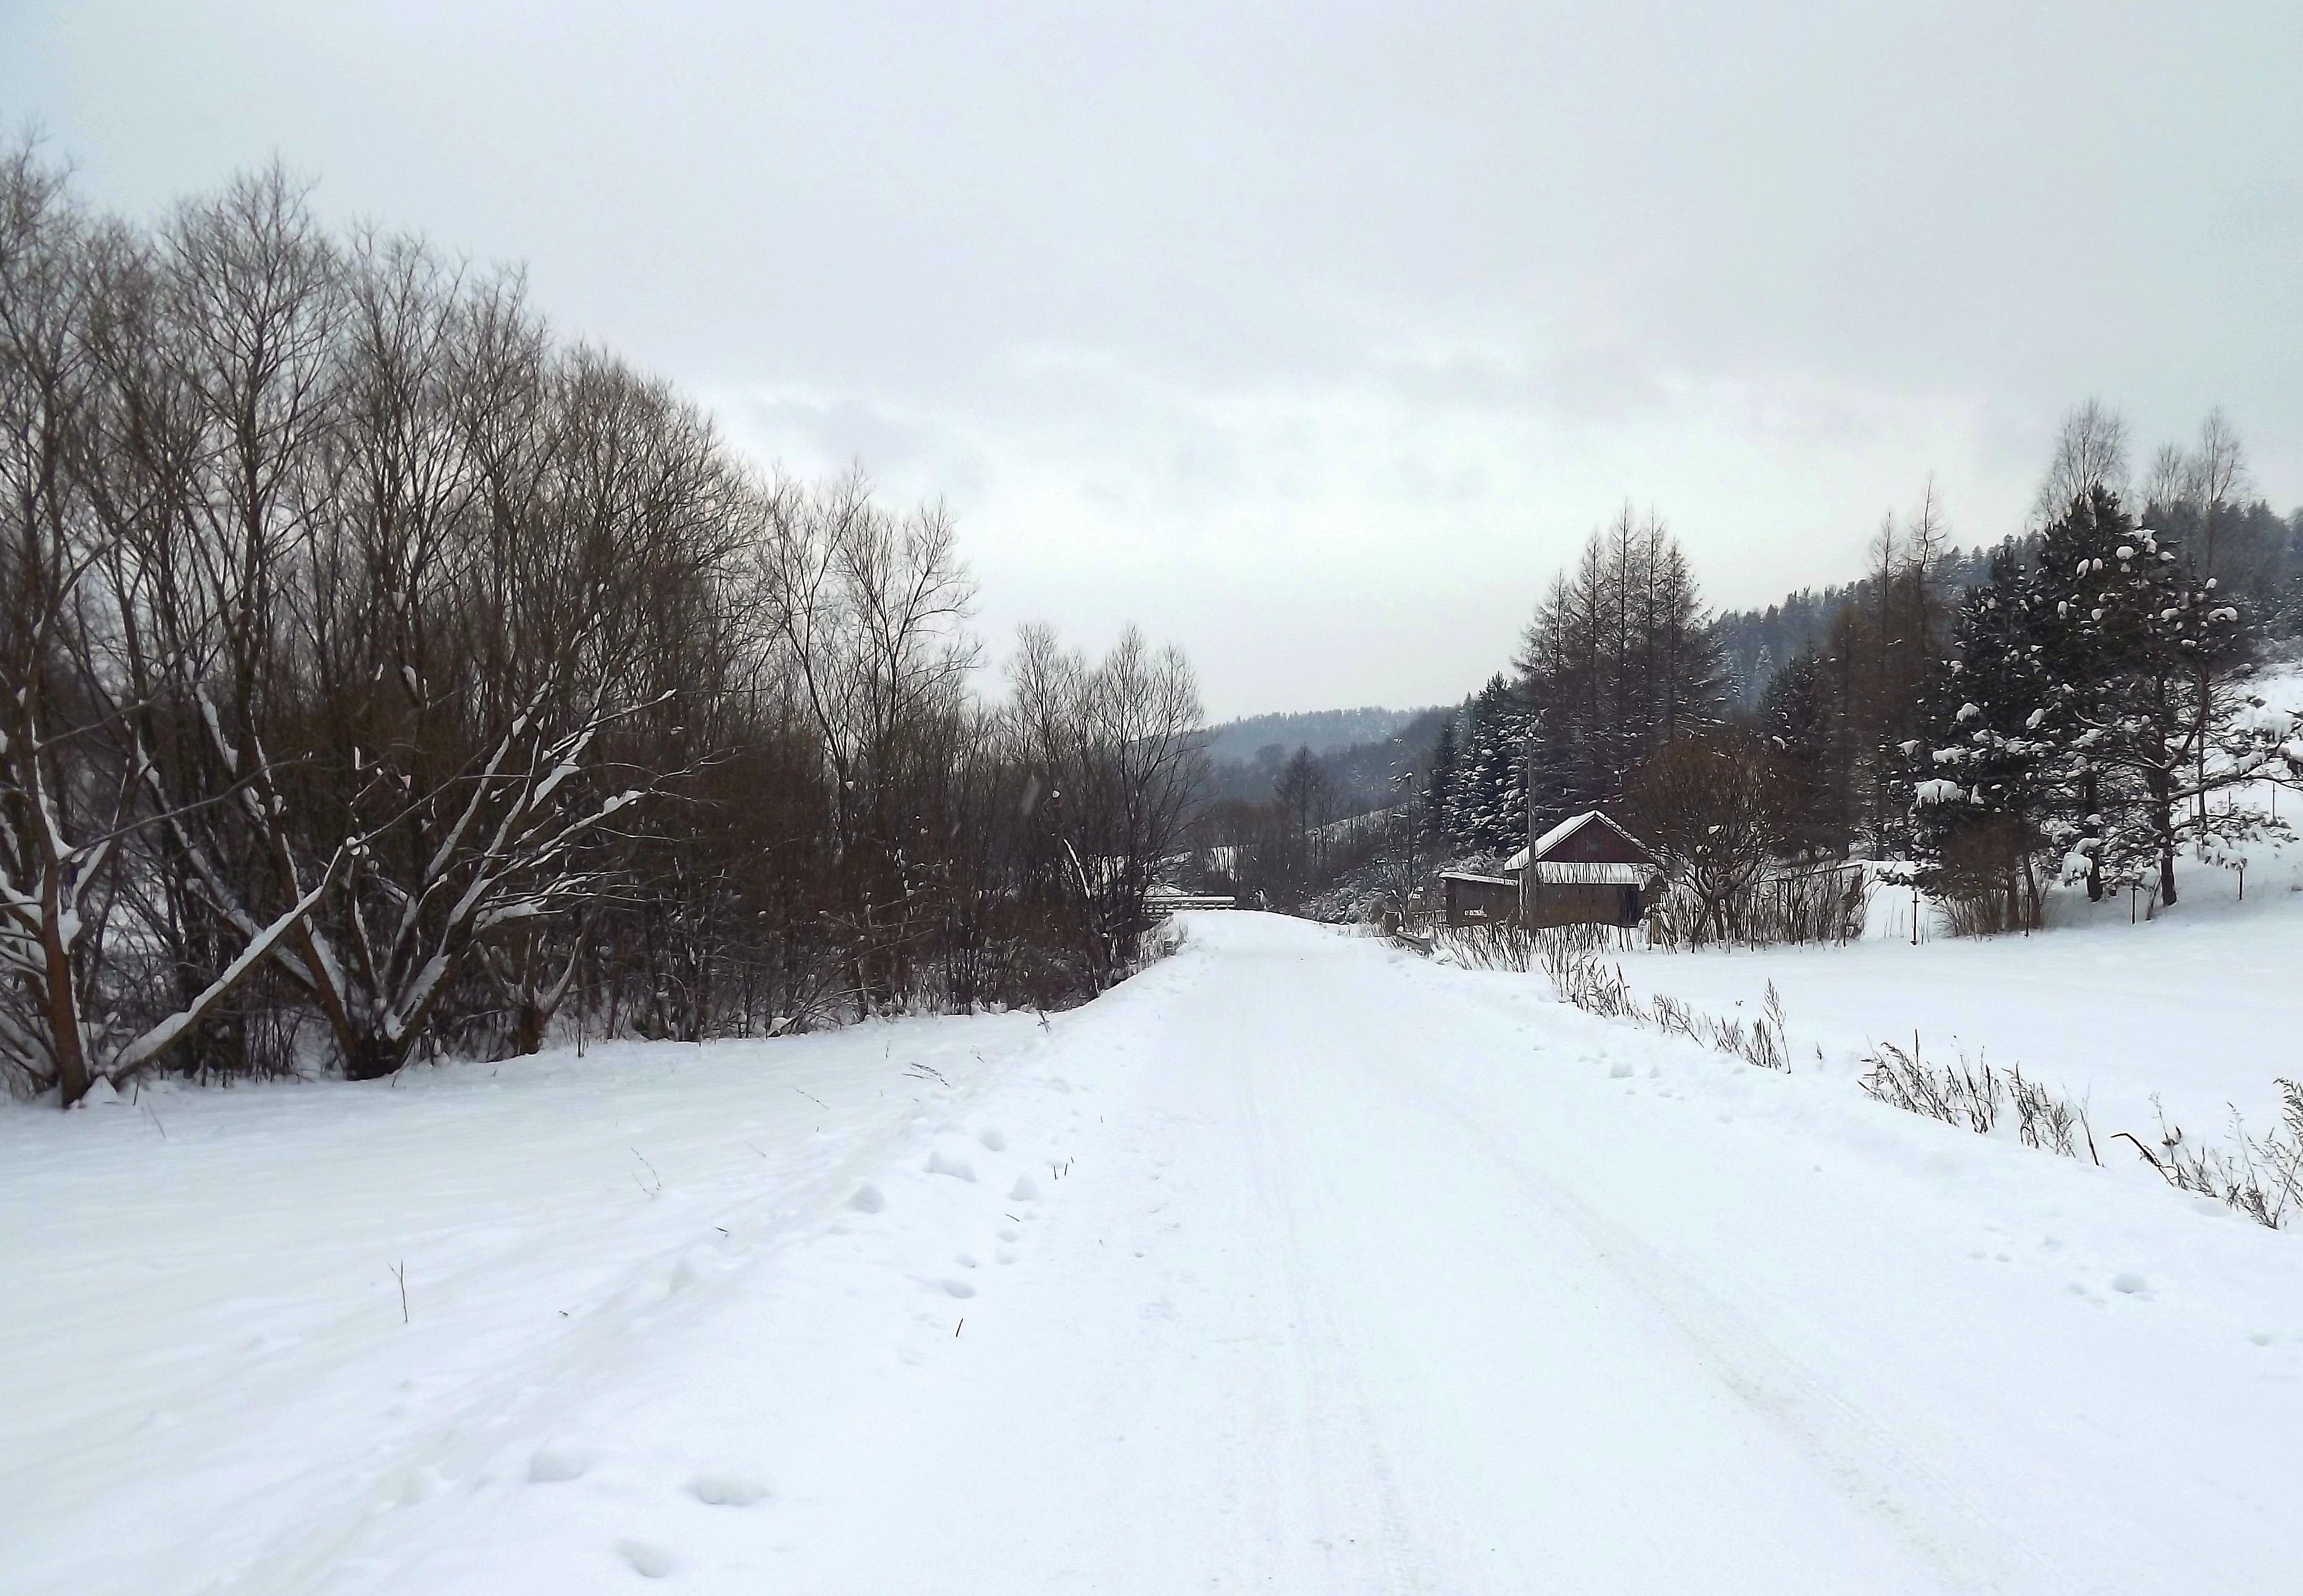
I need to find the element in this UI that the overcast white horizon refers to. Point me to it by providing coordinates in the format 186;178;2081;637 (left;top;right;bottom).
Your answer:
7;1;2297;720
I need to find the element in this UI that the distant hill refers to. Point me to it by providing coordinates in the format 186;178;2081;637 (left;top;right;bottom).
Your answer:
1201;706;1428;766
1200;705;1452;812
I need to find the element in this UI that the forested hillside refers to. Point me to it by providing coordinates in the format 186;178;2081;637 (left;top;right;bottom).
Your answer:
1200;706;1427;764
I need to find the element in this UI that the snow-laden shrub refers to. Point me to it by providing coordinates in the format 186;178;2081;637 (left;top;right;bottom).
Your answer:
1427;923;1789;1071
2111;1083;2303;1230
1860;1038;2303;1230
1645;864;1869;951
1857;1035;2097;1160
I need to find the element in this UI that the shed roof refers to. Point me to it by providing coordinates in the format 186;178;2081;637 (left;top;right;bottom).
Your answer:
1438;870;1518;887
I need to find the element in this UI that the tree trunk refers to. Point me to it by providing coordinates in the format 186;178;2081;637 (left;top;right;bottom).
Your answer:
2080;770;2103;902
509;998;548;1058
44;915;92;1109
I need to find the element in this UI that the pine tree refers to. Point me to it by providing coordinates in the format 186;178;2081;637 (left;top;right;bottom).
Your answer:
2027;486;2277;904
1910;552;2061;925
1425;714;1459;850
2025;487;2130;898
1516;505;1724;824
1449;676;1529;859
1758;647;1841;860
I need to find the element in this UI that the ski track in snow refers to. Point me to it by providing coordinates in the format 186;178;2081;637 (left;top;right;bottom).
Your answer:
6;912;2303;1593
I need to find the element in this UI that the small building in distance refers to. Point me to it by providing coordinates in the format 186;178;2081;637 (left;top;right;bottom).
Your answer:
1437;867;1520;927
1440;810;1661;930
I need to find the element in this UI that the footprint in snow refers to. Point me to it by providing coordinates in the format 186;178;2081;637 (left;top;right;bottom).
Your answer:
529;1448;590;1484
617;1540;677;1579
2111;1272;2149;1296
940;1278;977;1299
976;1127;1007;1151
690;1474;769;1507
926;1149;975;1182
1009;1175;1040;1202
848;1184;887;1214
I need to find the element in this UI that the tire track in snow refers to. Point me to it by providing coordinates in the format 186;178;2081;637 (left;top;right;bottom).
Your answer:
1410;1077;2080;1596
1230;1037;1436;1591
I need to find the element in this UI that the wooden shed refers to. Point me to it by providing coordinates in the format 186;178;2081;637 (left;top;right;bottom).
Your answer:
1438;869;1521;927
1503;811;1661;930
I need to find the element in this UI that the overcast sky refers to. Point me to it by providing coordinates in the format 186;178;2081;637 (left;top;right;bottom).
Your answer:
6;2;2299;719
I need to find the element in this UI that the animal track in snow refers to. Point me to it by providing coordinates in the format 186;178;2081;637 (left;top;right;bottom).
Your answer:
690;1474;769;1507
976;1127;1007;1151
1009;1175;1040;1202
926;1150;976;1182
527;1448;590;1483
848;1184;886;1214
939;1278;977;1299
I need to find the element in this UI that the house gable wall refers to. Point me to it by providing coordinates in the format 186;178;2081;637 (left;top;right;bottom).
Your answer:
1542;814;1653;867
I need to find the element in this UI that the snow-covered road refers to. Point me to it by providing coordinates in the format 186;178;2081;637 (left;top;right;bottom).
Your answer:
9;912;2302;1594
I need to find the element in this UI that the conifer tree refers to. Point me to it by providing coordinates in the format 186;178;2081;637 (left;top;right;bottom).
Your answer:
1758;648;1842;860
1449;676;1530;859
2027;486;2279;903
1910;552;2061;925
1425;714;1459;854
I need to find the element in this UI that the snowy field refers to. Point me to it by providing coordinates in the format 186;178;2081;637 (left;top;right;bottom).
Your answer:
7;912;2303;1593
1614;827;2303;1138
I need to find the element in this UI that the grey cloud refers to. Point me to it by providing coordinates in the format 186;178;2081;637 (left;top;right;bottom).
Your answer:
4;0;2299;715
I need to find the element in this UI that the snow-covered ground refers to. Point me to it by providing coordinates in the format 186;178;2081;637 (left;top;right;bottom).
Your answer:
1614;827;2303;1139
8;912;2303;1593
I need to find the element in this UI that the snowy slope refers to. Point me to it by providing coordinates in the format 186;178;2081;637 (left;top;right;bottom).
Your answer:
8;915;2303;1593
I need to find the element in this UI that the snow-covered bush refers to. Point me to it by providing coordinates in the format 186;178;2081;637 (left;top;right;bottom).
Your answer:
1426;924;1789;1071
1857;1036;2097;1160
2111;1084;2303;1230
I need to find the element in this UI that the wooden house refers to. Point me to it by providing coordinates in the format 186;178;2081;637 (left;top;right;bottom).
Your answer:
1440;810;1661;930
1507;811;1660;928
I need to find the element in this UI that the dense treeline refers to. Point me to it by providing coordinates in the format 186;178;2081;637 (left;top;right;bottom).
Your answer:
1;148;1203;1106
1718;414;2303;716
1713;539;2023;712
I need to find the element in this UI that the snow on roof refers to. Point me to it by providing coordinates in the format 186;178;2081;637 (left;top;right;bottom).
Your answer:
1503;810;1655;872
1438;870;1518;887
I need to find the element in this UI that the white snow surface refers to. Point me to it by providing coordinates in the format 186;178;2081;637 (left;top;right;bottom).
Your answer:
7;911;2303;1593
